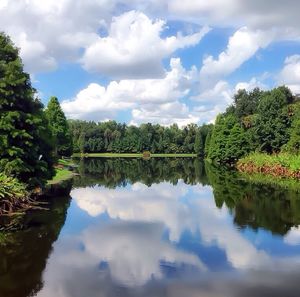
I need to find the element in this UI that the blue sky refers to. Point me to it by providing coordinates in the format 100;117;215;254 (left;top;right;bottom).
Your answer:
1;0;300;126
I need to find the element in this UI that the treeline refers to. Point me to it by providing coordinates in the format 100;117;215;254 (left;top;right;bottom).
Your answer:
206;86;300;163
69;120;213;155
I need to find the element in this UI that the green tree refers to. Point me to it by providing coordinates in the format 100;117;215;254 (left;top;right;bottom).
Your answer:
284;104;300;153
0;32;54;186
194;131;204;156
256;87;291;153
224;123;250;163
208;113;238;163
234;87;262;119
45;96;72;157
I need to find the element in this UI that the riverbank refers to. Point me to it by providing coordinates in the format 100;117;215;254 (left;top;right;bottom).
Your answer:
237;153;300;180
47;167;76;185
0;159;75;217
72;153;197;158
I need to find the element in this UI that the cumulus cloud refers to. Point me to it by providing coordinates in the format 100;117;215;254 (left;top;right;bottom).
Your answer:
0;2;209;76
235;76;268;92
0;0;112;73
284;226;300;245
81;10;210;78
278;55;300;94
199;27;274;89
191;81;233;123
167;0;300;34
62;58;199;126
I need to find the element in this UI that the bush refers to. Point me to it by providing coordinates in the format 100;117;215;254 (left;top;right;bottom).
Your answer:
0;173;29;214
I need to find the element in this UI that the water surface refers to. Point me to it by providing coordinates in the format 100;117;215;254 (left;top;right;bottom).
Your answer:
1;158;300;297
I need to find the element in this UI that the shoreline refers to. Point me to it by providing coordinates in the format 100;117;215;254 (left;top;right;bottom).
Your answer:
72;153;198;158
237;153;300;181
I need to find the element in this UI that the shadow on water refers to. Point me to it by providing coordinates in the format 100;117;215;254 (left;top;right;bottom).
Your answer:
0;195;71;297
205;163;300;235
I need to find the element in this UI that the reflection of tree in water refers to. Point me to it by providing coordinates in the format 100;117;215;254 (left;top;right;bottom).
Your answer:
205;163;300;235
0;195;71;297
73;158;210;188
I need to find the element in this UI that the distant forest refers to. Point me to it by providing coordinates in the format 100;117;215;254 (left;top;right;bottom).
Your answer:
69;86;300;162
69;120;213;156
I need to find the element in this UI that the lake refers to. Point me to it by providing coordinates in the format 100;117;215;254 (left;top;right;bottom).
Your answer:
1;158;300;297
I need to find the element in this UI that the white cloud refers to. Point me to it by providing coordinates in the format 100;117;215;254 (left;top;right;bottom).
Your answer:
36;222;205;295
284;226;300;245
191;80;233;124
235;77;268;92
71;182;273;270
0;2;209;76
81;10;210;78
62;58;199;126
167;0;300;35
199;27;274;89
31;181;300;296
71;182;193;242
0;0;113;73
278;55;300;94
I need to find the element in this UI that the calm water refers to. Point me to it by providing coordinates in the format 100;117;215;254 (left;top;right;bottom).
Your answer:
1;158;300;297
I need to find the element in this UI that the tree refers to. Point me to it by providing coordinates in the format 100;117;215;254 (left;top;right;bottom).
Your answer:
256;87;291;153
224;123;250;163
0;32;54;186
284;104;300;153
234;87;262;119
208;113;238;163
194;131;204;156
45;96;72;157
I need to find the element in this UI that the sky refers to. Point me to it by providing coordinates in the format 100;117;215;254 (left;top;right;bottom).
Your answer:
1;0;300;126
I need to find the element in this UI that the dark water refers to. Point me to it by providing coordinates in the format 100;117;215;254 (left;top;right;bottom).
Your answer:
1;158;300;297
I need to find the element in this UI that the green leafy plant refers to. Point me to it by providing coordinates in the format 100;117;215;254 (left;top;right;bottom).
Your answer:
0;173;29;214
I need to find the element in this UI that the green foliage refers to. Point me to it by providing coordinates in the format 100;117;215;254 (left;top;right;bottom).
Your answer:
0;173;28;200
0;173;29;214
207;86;298;164
208;113;249;163
45;96;72;157
194;131;203;156
255;87;292;153
0;32;54;186
234;87;262;118
284;103;300;153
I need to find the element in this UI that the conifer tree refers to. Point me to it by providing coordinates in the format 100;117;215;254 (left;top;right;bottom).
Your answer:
0;33;54;186
45;96;72;157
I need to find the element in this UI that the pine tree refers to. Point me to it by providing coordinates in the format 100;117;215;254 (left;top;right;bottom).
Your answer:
45;96;72;157
0;33;54;186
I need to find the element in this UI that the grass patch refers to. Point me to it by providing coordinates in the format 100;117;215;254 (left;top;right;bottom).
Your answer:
47;168;74;185
72;153;197;158
58;159;72;166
